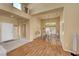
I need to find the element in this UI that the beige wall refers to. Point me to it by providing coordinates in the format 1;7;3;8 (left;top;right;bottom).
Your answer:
0;15;18;24
60;10;64;52
26;21;30;40
62;4;79;54
29;17;41;41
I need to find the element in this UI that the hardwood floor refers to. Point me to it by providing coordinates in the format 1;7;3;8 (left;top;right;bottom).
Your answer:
7;38;71;56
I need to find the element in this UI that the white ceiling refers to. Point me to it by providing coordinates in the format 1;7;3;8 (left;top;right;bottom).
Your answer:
27;3;64;15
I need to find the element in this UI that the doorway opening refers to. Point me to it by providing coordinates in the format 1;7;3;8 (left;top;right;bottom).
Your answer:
41;17;60;45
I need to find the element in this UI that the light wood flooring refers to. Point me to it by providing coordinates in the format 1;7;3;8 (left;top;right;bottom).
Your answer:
7;38;71;56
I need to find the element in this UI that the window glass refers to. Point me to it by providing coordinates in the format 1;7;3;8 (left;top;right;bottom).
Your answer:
13;3;21;10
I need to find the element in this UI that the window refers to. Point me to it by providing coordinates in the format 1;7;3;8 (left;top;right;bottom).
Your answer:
45;22;56;35
13;3;22;10
0;23;14;42
45;26;56;35
45;22;56;26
